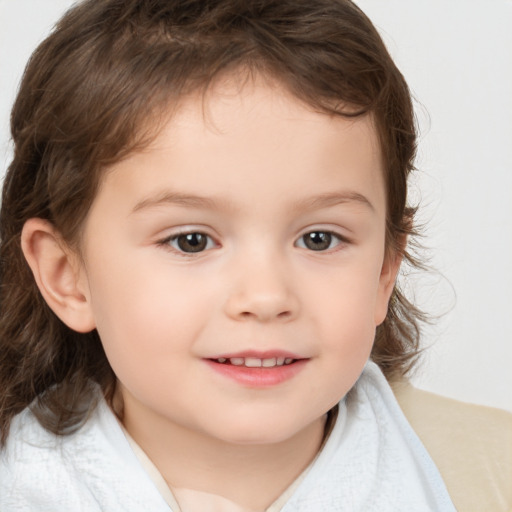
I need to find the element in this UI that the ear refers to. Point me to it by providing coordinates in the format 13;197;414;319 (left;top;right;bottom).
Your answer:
374;245;404;326
21;218;96;333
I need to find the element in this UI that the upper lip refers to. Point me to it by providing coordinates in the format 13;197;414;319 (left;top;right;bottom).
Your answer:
207;350;305;360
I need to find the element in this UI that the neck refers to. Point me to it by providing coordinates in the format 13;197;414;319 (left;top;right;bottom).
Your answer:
119;398;327;510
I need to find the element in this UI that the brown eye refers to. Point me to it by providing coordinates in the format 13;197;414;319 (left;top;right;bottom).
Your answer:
298;231;342;251
173;233;210;253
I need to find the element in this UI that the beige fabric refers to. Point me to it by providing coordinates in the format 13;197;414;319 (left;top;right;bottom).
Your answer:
392;381;512;512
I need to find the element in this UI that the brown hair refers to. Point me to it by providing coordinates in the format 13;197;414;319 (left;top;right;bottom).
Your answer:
0;0;422;446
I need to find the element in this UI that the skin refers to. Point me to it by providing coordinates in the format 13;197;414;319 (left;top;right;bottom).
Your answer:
22;76;400;509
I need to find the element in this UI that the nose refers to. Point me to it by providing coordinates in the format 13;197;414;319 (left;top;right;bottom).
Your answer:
223;253;299;323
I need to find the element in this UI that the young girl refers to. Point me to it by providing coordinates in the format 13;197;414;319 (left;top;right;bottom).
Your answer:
0;1;508;511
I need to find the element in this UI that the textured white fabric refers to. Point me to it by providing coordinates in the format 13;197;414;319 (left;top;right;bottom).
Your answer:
0;397;170;511
0;362;456;511
280;362;457;511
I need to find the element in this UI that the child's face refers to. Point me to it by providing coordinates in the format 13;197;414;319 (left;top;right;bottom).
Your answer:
77;77;397;445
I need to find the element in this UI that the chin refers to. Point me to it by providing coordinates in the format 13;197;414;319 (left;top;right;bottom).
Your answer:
206;414;320;447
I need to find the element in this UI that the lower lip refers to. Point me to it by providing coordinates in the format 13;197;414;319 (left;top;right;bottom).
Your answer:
204;359;308;388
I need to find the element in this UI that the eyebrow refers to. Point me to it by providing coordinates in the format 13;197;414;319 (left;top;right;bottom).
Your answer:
131;191;227;214
131;190;375;214
293;191;375;213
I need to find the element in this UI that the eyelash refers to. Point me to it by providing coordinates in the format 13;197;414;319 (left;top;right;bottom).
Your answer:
157;229;349;255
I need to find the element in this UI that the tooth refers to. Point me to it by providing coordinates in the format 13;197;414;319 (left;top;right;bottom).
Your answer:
276;357;285;366
217;357;227;363
230;358;244;366
245;358;262;368
284;358;293;365
262;358;277;368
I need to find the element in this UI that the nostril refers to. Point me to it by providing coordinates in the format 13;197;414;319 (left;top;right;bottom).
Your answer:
225;290;299;322
237;309;292;321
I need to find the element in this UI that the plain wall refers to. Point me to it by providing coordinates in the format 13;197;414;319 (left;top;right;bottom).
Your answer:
356;0;512;413
1;0;511;412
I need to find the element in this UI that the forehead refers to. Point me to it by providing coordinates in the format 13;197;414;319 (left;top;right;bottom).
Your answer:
95;77;385;220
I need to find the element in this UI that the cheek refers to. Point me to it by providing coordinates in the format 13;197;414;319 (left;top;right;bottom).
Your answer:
320;299;376;366
309;261;382;327
85;255;211;376
303;258;382;365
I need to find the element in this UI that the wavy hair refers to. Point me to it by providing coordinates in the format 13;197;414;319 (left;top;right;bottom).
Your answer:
0;0;422;445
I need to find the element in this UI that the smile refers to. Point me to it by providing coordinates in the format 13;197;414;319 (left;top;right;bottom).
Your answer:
214;357;295;367
205;353;307;387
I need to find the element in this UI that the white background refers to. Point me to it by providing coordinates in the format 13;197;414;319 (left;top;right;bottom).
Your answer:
1;0;511;412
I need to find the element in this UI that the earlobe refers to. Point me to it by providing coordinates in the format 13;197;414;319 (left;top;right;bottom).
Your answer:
21;218;96;333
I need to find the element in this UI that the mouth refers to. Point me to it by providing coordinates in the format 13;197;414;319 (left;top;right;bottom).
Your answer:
205;352;307;387
209;356;297;368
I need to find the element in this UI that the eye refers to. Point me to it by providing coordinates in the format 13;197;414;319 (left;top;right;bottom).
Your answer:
296;231;344;251
166;232;215;253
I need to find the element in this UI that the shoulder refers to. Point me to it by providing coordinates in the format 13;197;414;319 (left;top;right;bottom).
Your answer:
392;380;512;512
0;399;169;511
0;403;110;510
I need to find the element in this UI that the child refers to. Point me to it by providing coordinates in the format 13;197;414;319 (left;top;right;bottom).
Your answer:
0;1;507;510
